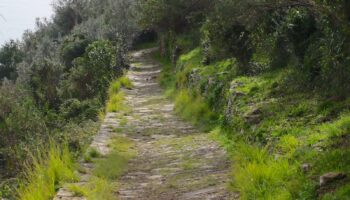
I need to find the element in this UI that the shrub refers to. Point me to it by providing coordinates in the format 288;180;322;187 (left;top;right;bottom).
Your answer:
60;40;119;103
60;34;92;68
0;40;24;81
59;98;101;122
30;59;63;110
0;83;48;171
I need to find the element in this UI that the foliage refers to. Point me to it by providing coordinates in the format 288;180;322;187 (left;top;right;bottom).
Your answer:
0;83;48;171
30;59;63;110
158;45;350;199
0;40;24;80
0;0;138;197
17;142;77;200
60;40;119;103
60;34;92;68
136;0;212;33
53;0;83;35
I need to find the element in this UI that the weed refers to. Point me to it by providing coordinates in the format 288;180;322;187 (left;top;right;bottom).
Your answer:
17;142;77;200
106;92;127;112
119;76;134;90
67;184;87;197
69;177;115;200
106;76;134;113
69;136;136;199
84;148;101;162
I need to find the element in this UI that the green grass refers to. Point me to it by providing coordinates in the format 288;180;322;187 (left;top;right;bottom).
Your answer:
17;142;77;200
93;136;136;179
119;76;134;90
83;148;101;162
68;177;115;200
106;76;133;113
107;91;127;112
174;89;217;130
69;136;137;199
152;51;175;92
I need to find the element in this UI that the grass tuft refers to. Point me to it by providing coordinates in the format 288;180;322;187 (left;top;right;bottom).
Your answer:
70;136;137;199
17;142;77;200
106;76;133;113
174;89;217;130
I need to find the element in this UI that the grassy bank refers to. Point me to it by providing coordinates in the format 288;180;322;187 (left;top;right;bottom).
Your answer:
12;76;134;200
154;47;350;199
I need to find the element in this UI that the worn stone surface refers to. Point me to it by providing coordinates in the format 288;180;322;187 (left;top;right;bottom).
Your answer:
55;48;236;200
118;48;236;200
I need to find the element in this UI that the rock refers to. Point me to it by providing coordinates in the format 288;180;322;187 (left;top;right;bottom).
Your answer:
244;108;263;124
172;45;181;65
319;172;346;186
301;163;311;173
188;69;201;90
249;108;262;115
206;76;215;91
224;82;246;121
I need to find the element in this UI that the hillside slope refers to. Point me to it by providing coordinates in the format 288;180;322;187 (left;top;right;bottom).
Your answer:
156;47;350;199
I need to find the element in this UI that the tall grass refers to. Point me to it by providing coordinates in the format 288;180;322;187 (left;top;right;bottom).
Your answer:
174;89;217;130
17;142;77;200
231;143;305;200
106;76;133;112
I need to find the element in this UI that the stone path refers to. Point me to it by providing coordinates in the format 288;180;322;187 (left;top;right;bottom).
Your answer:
55;48;236;200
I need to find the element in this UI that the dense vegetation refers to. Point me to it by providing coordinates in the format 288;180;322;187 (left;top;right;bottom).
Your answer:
0;0;138;198
1;0;350;199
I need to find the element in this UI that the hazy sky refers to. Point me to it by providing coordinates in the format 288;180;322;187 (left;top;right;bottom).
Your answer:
0;0;53;45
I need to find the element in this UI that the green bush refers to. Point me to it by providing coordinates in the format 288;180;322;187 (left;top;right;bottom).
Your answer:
0;84;48;171
30;59;63;110
60;34;92;68
60;40;118;102
0;40;24;81
59;98;101;122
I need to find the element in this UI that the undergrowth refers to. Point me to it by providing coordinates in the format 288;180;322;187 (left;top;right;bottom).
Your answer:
17;142;77;200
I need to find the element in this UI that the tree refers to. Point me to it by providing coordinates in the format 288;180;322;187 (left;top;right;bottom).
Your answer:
0;40;24;81
60;40;119;102
53;0;83;35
